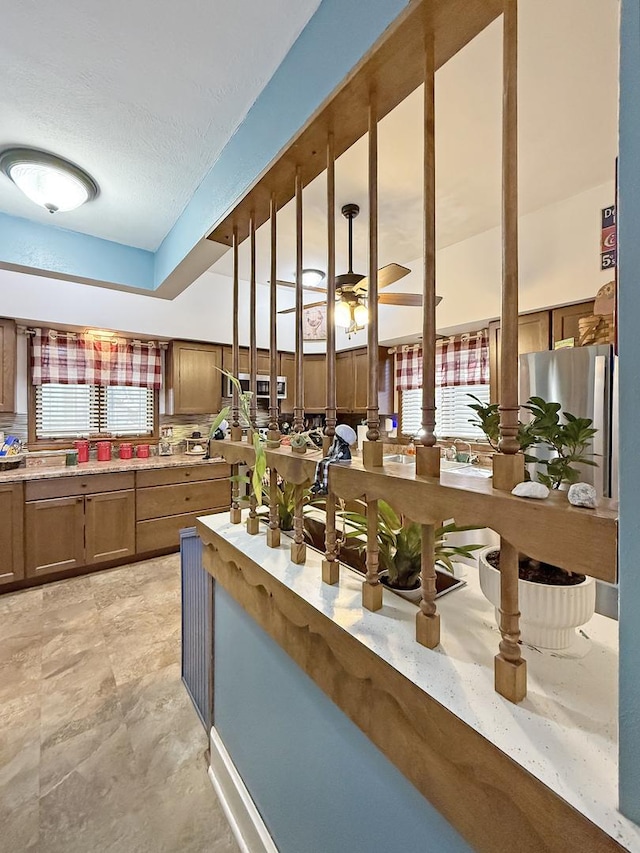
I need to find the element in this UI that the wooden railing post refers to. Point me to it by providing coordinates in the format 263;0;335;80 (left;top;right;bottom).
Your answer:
363;498;383;611
416;523;440;648
324;133;337;456
293;167;305;435
321;492;340;585
230;228;243;444
494;0;526;703
247;214;260;536
362;94;383;470
416;21;441;481
291;483;306;565
229;227;242;523
267;193;281;548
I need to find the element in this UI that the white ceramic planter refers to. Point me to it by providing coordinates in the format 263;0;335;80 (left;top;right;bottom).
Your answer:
478;547;596;650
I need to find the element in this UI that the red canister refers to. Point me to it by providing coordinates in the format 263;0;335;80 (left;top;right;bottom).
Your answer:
119;443;133;460
74;440;90;464
136;444;149;458
96;441;112;461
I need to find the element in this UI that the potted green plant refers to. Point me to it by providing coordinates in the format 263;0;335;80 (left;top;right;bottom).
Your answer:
468;395;598;649
339;500;483;603
257;478;312;531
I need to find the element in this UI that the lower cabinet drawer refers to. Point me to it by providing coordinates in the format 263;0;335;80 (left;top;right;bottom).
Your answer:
136;479;230;521
26;472;135;501
136;509;224;553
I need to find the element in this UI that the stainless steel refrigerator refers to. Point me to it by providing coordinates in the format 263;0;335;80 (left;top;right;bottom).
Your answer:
519;344;618;499
520;344;619;618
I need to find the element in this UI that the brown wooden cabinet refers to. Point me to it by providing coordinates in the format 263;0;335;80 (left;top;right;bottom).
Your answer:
0;483;24;585
165;341;223;414
280;353;296;413
551;300;596;347
336;352;355;410
25;495;85;578
489;311;551;403
353;350;369;411
0;318;16;413
334;347;393;414
222;346;272;376
303;354;327;412
85;489;135;565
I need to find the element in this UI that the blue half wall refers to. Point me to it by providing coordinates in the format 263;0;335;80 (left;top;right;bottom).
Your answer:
0;0;409;293
214;586;473;853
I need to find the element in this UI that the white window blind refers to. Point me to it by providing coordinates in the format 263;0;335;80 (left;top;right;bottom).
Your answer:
401;384;491;441
35;384;154;439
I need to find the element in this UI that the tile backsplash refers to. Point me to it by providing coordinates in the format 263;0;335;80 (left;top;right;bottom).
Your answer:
0;413;27;443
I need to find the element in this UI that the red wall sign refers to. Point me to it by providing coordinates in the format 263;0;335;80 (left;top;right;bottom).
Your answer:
601;205;617;270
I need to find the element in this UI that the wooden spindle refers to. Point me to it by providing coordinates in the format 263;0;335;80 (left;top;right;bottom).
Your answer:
493;0;525;492
416;21;441;480
290;483;306;565
293;167;305;434
230;228;242;443
247;214;260;535
495;539;527;702
362;498;383;611
229;227;242;523
321;492;340;585
494;0;527;704
363;94;383;470
416;523;440;648
267;195;281;548
324;133;337;455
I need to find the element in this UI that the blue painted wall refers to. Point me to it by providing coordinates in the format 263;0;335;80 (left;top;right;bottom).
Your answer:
0;0;408;292
617;0;640;822
214;586;473;853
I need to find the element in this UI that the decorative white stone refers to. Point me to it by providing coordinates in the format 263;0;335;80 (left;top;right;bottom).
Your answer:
511;481;550;500
568;482;599;509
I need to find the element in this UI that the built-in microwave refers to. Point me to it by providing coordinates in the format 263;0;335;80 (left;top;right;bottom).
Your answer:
224;373;287;400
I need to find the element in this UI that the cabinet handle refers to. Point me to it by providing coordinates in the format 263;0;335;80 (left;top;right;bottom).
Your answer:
185;496;190;501
87;496;92;502
76;497;83;503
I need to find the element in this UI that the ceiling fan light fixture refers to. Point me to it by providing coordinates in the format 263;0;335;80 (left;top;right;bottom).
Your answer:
301;268;325;287
0;148;98;213
353;301;369;327
335;299;352;329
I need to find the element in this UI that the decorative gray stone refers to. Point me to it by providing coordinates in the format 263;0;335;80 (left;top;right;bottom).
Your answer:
568;482;599;509
511;481;550;500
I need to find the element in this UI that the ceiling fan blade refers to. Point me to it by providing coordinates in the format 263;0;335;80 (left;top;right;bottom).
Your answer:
274;279;327;294
353;263;411;294
376;293;443;307
278;300;328;315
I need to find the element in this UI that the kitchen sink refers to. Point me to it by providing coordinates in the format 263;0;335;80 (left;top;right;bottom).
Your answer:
382;454;492;478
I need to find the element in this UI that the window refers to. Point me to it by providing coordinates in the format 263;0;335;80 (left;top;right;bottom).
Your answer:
35;383;155;440
401;384;491;441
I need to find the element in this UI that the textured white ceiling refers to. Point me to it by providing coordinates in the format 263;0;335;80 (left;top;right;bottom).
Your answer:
0;0;321;250
214;0;619;285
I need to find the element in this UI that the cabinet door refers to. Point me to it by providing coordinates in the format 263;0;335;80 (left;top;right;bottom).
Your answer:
166;341;222;414
304;355;327;412
0;483;24;585
280;353;296;414
489;311;551;403
222;347;271;376
336;352;355;411
25;496;85;578
0;318;16;413
85;489;135;565
551;300;596;347
353;350;369;410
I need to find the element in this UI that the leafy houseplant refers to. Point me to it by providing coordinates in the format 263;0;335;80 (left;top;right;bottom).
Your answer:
467;394;599;649
339;500;483;593
257;479;312;531
209;370;267;505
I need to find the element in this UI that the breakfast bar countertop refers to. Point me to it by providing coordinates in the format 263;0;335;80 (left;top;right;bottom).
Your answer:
0;453;227;484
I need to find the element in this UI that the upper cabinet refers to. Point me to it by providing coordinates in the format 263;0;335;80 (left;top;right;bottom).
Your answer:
335;347;393;414
222;346;272;376
489;311;551;404
280;353;296;414
0;318;16;413
165;341;222;414
551;300;596;347
303;354;327;412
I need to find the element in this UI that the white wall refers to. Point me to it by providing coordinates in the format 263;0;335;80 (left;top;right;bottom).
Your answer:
377;180;616;344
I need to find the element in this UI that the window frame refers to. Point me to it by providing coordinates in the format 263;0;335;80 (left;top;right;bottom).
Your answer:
28;370;159;450
398;386;492;446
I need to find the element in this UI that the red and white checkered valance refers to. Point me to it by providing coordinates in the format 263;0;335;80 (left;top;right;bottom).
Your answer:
31;329;162;389
396;332;489;391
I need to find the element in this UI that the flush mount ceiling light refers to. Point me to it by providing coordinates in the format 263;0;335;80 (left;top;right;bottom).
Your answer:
301;268;325;287
0;148;98;214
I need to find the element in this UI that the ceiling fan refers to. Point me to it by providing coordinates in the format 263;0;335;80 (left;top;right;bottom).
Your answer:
278;204;441;334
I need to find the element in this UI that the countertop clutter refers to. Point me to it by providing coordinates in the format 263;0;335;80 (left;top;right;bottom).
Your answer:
0;452;225;484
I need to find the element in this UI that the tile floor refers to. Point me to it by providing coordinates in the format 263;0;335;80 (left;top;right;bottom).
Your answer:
0;555;240;853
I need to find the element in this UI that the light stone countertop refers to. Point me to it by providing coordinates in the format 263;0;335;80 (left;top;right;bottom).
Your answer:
198;511;637;852
0;453;227;484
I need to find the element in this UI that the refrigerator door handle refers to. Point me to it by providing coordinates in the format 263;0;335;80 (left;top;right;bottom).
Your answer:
592;355;608;496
